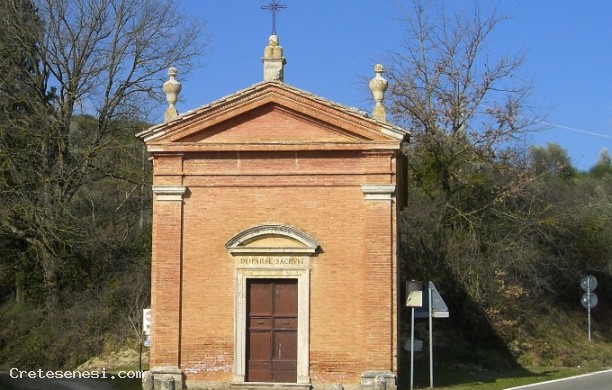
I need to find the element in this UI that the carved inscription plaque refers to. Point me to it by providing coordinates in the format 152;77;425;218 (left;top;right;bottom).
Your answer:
236;256;308;268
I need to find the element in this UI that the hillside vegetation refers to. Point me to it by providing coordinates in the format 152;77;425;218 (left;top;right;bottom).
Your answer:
389;0;611;371
0;0;205;370
399;147;612;371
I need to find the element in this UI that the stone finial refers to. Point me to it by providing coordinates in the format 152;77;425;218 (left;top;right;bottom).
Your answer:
369;64;388;122
262;34;286;82
163;67;182;122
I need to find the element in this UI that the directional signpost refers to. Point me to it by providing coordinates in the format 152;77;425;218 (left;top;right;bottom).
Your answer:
580;275;598;342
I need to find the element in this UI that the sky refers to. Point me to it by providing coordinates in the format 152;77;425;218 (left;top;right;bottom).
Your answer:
171;0;612;171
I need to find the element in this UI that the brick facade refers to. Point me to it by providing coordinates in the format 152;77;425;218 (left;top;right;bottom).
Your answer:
138;82;408;389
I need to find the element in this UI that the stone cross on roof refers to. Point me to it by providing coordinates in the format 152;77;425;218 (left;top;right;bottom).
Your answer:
261;0;287;35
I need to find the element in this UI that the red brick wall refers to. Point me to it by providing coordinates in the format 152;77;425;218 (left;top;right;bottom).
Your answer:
148;108;401;386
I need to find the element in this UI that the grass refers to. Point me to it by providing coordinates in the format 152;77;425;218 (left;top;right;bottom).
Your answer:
407;364;605;389
397;303;612;389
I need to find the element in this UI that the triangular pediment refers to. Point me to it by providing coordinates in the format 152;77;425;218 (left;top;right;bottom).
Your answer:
139;82;408;149
176;103;367;144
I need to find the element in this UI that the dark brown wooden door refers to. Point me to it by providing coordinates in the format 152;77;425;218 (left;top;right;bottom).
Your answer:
246;279;298;383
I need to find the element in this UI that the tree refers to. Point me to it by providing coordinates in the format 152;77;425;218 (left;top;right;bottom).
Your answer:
387;1;534;141
528;143;576;178
386;4;612;366
386;0;540;352
597;148;611;166
589;148;612;178
0;0;48;303
0;0;208;311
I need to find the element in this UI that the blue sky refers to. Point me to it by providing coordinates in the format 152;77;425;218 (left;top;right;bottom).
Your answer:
172;0;611;171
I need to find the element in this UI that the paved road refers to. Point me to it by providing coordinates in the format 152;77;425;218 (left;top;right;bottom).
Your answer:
506;369;612;390
0;375;114;390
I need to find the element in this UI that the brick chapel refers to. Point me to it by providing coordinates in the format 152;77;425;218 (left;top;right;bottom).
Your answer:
137;33;409;390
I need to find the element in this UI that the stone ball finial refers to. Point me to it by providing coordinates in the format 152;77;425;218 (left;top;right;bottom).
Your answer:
264;34;284;59
369;63;389;122
163;67;182;122
268;34;279;47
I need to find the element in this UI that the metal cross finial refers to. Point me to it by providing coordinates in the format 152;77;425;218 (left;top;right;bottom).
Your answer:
261;0;287;35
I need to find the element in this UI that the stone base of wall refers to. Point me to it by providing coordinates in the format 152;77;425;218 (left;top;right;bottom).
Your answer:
142;367;184;390
144;370;397;390
359;372;397;390
183;381;312;390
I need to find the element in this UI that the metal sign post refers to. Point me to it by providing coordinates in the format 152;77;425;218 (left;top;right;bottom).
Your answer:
411;307;415;390
406;281;423;390
428;284;433;388
580;275;598;342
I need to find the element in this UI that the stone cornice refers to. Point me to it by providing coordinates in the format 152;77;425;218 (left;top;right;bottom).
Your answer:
151;185;187;201
361;184;396;200
147;142;400;153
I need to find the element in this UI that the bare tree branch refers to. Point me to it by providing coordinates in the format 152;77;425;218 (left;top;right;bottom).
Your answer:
0;0;208;311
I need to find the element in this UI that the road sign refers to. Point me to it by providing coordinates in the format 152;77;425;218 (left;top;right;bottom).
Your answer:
580;276;599;342
581;292;598;309
404;339;423;352
415;282;449;318
581;275;598;291
143;308;152;335
406;280;423;307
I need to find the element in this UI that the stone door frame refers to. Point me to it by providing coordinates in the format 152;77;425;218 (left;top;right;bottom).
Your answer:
226;224;319;385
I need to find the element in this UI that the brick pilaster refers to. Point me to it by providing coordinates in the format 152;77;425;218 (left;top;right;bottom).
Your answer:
362;184;397;372
150;185;187;368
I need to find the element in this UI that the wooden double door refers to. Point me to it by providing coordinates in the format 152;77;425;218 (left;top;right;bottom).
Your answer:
246;279;298;383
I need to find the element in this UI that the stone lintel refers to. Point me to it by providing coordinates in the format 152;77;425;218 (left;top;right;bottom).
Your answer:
152;185;187;201
234;256;310;271
361;184;396;200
